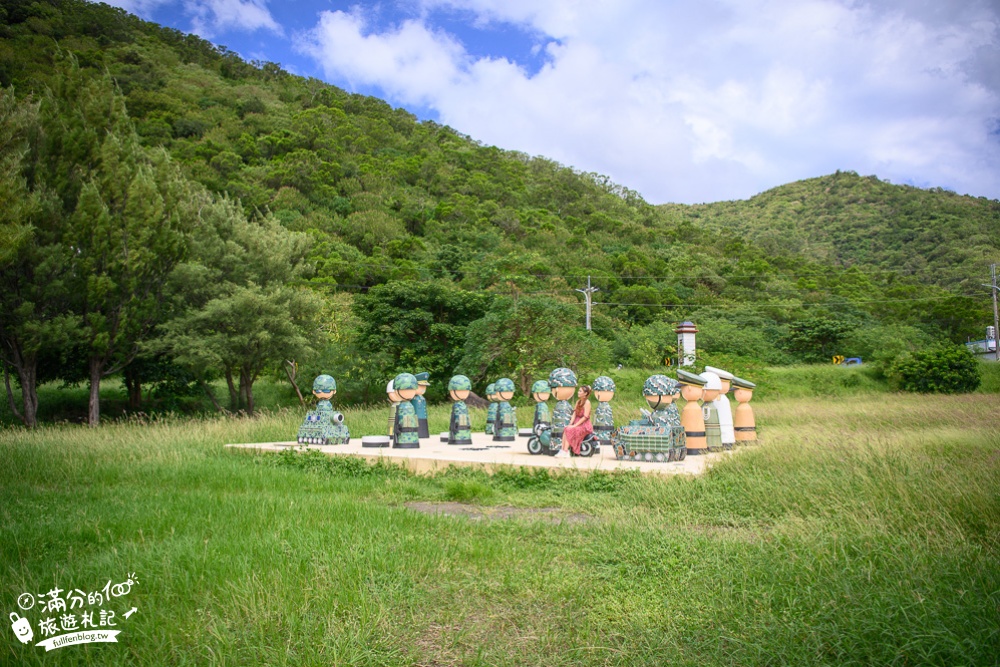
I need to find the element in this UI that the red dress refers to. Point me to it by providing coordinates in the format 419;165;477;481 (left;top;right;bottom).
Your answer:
562;403;593;454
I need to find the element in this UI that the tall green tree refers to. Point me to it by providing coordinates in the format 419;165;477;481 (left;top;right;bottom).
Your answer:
156;197;319;414
459;295;611;393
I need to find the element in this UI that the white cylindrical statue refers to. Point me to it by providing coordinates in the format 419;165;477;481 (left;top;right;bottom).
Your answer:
675;321;698;367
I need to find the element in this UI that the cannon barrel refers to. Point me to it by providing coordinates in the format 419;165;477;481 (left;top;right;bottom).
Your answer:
330;411;345;424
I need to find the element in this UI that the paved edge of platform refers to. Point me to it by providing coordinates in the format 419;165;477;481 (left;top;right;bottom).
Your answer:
223;441;724;477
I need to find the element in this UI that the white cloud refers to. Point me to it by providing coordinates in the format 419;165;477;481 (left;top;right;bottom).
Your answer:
99;0;281;38
300;0;1000;203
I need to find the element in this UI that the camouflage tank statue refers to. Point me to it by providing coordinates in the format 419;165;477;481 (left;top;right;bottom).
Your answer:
611;374;687;462
484;382;497;435
393;373;420;448
413;372;431;439
447;375;473;445
296;374;350;445
592;376;616;452
548;367;577;449
493;377;517;442
531;380;551;430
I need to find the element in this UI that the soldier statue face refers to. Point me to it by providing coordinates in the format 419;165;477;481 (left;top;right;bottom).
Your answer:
417;383;428;396
646;393;673;408
734;388;752;402
593;389;614;402
719;378;731;393
702;387;720;402
499;390;514;401
397;386;418;401
388;390;402;402
313;389;335;400
532;391;551;402
450;389;470;401
680;384;703;402
552;386;576;401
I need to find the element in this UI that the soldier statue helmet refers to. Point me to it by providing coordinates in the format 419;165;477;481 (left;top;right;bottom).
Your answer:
531;379;551;402
393;373;418;401
312;374;336;399
592;375;616;402
448;375;472;400
643;374;678;408
548;367;577;402
495;378;515;400
485;382;496;400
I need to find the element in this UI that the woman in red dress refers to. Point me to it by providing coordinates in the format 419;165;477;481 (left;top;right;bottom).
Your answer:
556;385;593;457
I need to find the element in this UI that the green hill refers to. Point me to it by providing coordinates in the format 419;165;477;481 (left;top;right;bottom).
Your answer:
1;0;998;423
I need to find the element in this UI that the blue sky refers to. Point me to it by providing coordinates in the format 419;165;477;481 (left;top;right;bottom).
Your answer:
103;0;1000;205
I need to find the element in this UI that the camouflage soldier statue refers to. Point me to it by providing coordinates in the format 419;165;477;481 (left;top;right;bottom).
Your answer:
296;374;350;445
644;374;682;427
484;382;497;435
413;372;431;439
392;373;420;448
493;377;517;442
531;380;551;430
592;376;616;451
447;375;473;445
548;367;578;449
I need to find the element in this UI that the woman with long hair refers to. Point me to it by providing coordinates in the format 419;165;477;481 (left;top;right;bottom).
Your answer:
556;385;593;457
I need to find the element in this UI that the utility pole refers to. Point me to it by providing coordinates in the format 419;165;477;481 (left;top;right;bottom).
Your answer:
576;276;599;331
990;264;1000;361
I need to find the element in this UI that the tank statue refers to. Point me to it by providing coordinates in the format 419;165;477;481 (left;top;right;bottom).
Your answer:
484;382;497;435
385;379;400;438
677;369;708;455
413;372;431;439
493;377;518;442
610;374;686;462
392;372;420;448
531;380;551;431
592;376;616;452
447;374;473;445
732;376;757;443
548;367;578;449
296;374;350;445
705;366;736;450
700;371;724;453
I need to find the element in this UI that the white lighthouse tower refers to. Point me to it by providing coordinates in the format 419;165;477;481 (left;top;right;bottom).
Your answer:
675;321;698;367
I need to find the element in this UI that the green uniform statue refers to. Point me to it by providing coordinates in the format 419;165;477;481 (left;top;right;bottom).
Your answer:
493;377;517;442
393;373;420;449
447;375;473;445
531;380;551;430
413;371;430;439
548;367;577;448
485;382;497;435
592;375;616;451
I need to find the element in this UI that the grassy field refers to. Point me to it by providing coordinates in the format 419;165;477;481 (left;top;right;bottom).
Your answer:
2;390;999;665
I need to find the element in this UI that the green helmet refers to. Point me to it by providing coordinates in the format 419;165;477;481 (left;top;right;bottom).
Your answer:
485;383;496;397
592;376;616;392
312;374;336;393
393;373;418;391
531;380;551;394
495;378;515;393
448;375;472;391
549;367;577;388
643;374;678;396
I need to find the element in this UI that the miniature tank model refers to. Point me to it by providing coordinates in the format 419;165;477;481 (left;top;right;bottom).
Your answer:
296;374;350;445
610;374;686;462
493;377;518;442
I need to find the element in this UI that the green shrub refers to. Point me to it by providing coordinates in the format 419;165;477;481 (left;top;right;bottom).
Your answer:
889;344;982;393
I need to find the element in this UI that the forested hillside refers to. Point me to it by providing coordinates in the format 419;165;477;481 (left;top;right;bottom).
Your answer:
1;0;998;426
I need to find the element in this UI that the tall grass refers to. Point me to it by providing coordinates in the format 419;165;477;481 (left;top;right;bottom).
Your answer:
2;394;998;665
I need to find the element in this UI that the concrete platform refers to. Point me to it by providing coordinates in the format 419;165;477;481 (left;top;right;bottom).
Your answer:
226;431;733;476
